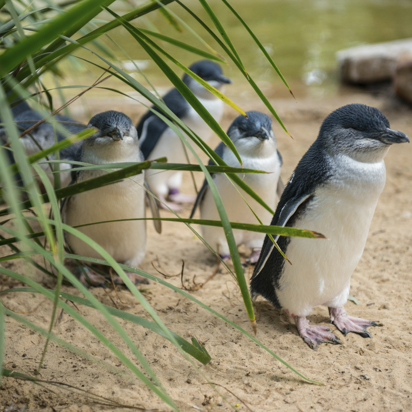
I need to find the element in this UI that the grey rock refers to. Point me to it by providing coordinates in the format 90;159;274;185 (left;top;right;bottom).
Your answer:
394;53;412;104
336;38;412;84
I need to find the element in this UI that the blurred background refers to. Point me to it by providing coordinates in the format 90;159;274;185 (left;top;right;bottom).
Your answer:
61;0;412;102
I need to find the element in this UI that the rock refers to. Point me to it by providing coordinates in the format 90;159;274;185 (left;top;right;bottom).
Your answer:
394;53;412;104
336;38;412;84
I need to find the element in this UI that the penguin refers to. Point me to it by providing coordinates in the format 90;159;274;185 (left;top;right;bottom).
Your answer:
0;106;87;187
190;111;284;263
62;110;160;287
137;59;232;211
250;104;409;349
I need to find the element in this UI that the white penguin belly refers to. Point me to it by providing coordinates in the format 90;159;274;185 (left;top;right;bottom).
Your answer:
184;97;223;144
277;157;386;317
146;98;224;195
200;152;280;255
64;174;146;267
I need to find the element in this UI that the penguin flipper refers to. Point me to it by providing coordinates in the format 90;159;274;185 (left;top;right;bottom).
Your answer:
137;88;190;160
145;180;162;234
189;178;209;219
189;143;224;219
251;191;314;281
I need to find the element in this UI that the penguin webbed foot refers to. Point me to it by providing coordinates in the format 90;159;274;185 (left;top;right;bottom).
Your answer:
295;316;342;350
157;194;183;213
329;306;380;338
113;271;150;286
168;189;196;204
79;267;107;288
245;248;261;265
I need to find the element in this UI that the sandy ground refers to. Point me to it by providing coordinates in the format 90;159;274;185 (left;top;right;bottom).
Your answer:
1;88;412;411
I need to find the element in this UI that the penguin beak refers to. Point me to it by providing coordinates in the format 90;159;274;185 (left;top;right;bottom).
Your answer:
378;128;410;145
216;74;232;84
105;126;123;141
254;128;270;141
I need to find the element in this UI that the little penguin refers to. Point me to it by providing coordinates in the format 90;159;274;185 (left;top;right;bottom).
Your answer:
137;59;232;211
190;111;284;264
250;104;409;349
0;105;87;187
62;110;160;287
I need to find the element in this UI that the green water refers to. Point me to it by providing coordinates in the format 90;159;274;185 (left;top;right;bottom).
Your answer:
84;0;412;97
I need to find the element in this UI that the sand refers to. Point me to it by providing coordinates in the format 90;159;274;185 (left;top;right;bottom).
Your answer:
1;89;412;411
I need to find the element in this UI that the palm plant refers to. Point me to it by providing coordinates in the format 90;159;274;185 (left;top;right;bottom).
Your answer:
0;0;323;409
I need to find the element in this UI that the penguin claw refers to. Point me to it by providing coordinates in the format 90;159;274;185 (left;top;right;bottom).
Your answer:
329;306;379;339
295;316;341;350
113;272;150;286
79;270;107;288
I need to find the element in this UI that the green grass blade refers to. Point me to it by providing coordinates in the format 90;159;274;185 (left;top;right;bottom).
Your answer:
0;216;323;249
65;254;322;385
1;287;211;365
197;0;244;70
0;0;116;76
143;107;256;331
221;0;294;97
0;300;4;387
33;164;65;375
9;128;95;174
139;28;225;62
110;14;246;117
13;0;177;85
150;0;181;32
176;1;290;136
106;8;243;165
0;159;165;217
42;160;267;175
151;0;225;60
0;229;178;409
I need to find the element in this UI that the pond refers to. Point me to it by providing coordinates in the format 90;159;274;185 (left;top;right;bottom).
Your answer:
69;0;412;99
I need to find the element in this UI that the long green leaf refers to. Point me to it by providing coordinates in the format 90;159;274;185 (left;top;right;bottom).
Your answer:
12;0;177;85
9;128;96;175
197;0;244;70
0;159;166;217
42;160;267;175
65;253;322;385
221;0;294;97
108;11;246;118
177;0;290;136
0;300;4;387
0;0;116;76
106;8;243;165
139;28;225;63
0;288;211;365
0;228;178;409
0;216;323;248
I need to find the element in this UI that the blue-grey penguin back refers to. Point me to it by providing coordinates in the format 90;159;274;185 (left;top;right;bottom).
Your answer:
137;88;190;159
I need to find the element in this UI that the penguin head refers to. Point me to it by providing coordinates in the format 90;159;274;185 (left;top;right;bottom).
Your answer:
183;60;231;99
86;110;138;147
227;111;277;156
319;104;409;161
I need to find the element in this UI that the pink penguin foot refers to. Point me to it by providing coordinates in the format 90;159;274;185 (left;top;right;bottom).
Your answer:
329;306;380;338
157;194;183;213
246;248;261;265
113;271;149;286
295;316;341;350
168;188;196;204
219;253;231;261
79;267;107;288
